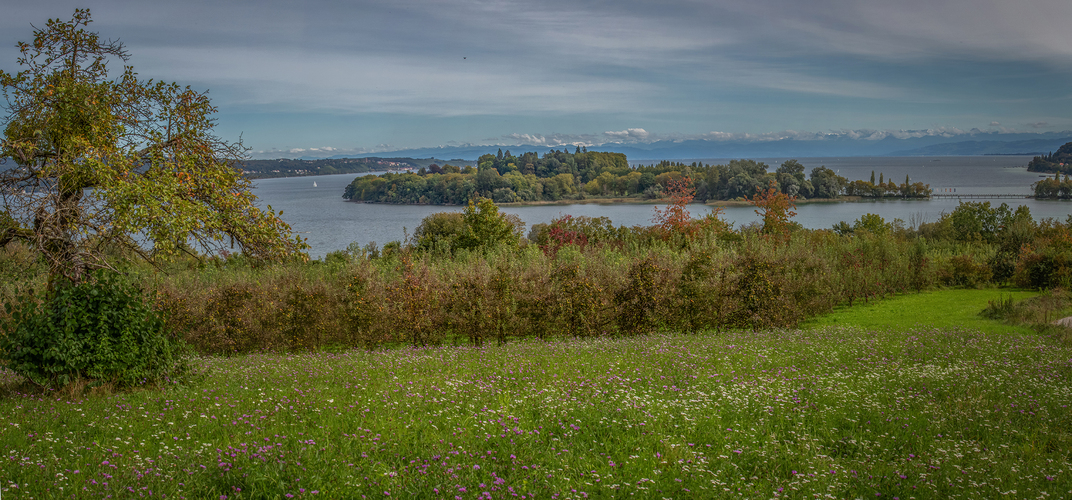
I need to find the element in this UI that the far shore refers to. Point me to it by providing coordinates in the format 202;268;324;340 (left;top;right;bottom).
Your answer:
345;195;871;208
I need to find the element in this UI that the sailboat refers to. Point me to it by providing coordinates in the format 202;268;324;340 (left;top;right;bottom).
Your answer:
313;181;317;187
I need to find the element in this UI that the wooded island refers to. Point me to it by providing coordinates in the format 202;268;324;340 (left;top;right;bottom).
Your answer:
342;148;932;204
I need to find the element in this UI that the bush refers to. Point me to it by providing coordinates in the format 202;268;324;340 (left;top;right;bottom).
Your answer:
1014;242;1072;290
414;212;465;254
0;271;187;390
940;254;994;288
456;197;523;252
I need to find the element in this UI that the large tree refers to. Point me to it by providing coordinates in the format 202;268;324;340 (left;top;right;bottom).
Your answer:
0;9;305;284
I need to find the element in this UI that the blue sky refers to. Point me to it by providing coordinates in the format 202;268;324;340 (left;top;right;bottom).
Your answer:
2;0;1071;159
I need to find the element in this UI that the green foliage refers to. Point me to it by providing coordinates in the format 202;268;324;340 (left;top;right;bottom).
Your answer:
0;10;305;283
1014;237;1072;290
532;214;621;256
733;255;779;329
1032;172;1072;199
1026;141;1072;174
843;173;931;198
940;254;994;288
0;270;187;389
456;197;522;251
614;256;669;334
243;156;419;179
979;294;1017;320
8;195;1072;358
413;211;465;254
852;213;889;235
342;152;904;205
942;201;1029;243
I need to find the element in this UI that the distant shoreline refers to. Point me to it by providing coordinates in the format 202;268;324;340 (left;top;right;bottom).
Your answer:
345;195;872;208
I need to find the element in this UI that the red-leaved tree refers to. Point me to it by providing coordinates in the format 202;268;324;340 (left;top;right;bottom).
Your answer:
652;177;726;241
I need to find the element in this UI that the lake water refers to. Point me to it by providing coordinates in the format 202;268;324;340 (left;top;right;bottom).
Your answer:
251;156;1072;259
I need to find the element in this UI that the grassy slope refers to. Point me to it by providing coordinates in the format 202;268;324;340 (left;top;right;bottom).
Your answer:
802;288;1042;334
0;289;1069;499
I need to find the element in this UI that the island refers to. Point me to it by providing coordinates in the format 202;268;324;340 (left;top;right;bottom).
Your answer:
341;148;932;204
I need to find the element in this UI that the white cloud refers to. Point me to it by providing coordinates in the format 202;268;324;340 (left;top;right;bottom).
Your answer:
603;128;651;142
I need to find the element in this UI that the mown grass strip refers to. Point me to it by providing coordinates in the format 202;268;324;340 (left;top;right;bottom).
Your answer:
802;288;1042;334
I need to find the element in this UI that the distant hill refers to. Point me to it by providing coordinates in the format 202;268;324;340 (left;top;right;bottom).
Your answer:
886;138;1072;156
286;132;1072;162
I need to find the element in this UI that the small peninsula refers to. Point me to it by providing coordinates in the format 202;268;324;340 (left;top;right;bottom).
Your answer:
1026;141;1072;174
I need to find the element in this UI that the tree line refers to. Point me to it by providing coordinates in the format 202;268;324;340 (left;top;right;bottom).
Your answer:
240;157;429;179
342;148;932;205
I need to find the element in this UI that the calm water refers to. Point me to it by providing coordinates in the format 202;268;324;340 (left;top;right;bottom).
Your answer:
251;156;1072;258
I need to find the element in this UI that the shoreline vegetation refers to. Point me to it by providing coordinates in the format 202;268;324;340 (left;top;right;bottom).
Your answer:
350;195;860;208
1028;141;1072;199
240;156;471;179
342;149;932;206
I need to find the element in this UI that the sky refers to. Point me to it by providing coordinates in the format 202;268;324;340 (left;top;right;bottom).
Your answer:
2;0;1071;159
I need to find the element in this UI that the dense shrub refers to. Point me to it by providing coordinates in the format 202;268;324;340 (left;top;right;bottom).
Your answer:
6;199;1067;357
532;215;622;256
940;254;994;288
413;212;465;254
0;271;187;389
1014;242;1072;290
456;197;523;251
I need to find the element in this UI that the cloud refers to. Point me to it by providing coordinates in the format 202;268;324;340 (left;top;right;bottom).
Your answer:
8;0;1068;154
603;128;651;142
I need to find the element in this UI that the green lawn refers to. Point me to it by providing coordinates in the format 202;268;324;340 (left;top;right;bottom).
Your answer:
803;288;1043;334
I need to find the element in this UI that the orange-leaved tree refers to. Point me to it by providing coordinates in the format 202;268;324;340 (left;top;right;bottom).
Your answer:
651;176;726;241
749;180;797;242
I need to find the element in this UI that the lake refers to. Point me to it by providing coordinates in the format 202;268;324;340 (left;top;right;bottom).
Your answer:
251;156;1072;258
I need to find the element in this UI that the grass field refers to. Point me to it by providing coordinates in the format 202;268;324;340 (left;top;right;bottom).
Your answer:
1;291;1071;499
802;288;1044;335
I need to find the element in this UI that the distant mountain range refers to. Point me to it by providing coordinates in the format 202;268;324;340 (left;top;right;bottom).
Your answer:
285;132;1072;162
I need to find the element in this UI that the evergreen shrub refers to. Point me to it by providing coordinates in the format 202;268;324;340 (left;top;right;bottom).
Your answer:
0;271;187;389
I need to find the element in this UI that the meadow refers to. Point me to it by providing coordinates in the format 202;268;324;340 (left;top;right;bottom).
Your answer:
3;197;1072;498
1;289;1070;499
